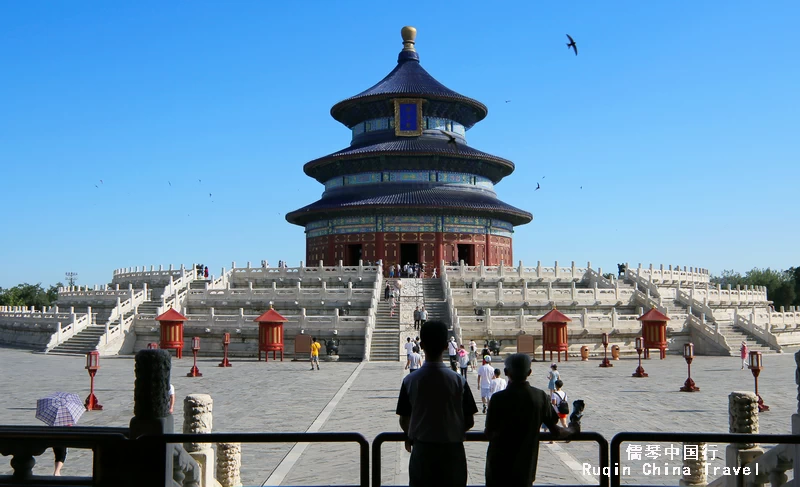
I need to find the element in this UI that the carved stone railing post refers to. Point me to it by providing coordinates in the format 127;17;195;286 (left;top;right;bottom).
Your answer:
183;394;215;487
215;443;242;487
679;443;706;486
725;391;761;487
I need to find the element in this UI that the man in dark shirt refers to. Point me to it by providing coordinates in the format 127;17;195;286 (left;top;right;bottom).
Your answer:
484;353;578;486
396;320;479;487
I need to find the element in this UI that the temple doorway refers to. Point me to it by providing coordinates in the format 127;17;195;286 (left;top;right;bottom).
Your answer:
400;243;419;267
457;244;474;266
346;244;363;266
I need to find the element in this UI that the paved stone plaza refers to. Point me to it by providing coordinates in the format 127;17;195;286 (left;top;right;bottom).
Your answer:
0;347;796;485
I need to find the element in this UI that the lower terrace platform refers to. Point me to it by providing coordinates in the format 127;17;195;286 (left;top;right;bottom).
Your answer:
1;347;798;486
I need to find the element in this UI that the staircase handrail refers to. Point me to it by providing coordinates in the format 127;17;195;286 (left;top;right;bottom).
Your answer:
210;268;233;290
632;289;668;315
624;267;661;299
735;312;782;352
676;289;715;322
363;263;382;361
441;265;462;344
686;314;731;353
584;268;615;288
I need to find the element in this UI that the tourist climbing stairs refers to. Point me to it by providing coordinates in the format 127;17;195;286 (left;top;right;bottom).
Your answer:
421;279;450;327
369;281;401;361
49;325;107;355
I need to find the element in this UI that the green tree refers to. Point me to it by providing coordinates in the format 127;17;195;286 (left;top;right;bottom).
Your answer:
0;283;59;308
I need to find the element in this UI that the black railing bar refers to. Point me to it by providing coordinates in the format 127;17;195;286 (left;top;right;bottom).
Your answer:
139;432;369;444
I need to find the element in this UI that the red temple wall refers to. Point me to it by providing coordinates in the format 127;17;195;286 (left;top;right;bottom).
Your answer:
305;232;513;271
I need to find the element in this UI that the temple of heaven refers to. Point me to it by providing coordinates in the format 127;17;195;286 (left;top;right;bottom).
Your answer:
286;26;532;270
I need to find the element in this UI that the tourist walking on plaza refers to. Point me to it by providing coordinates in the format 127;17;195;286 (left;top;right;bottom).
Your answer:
419;306;427;328
414;306;421;330
396;320;478;487
547;363;560;397
408;346;422;373
740;341;749;369
447;336;459;371
477;356;495;414
405;337;415;365
168;383;175;414
489;368;507;401
484;353;577;487
457;345;469;379
310;337;321;370
468;340;478;371
551;379;569;428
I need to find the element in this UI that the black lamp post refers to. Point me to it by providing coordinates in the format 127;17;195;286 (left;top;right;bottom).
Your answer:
679;342;699;392
599;332;612;367
748;351;769;412
632;336;648;377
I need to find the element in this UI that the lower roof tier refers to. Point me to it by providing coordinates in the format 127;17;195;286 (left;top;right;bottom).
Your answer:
285;186;533;227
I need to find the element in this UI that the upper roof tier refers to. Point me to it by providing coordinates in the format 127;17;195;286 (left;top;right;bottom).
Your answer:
330;27;488;129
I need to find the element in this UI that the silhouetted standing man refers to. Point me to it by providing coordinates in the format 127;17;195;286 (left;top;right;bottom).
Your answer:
396;321;478;487
484;353;578;486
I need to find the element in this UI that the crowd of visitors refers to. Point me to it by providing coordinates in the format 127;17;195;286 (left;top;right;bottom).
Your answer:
388;262;427;278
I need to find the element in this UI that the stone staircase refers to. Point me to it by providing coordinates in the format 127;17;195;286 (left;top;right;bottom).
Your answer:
189;279;210;290
49;325;107;355
661;299;775;355
421;279;450;327
369;289;401;361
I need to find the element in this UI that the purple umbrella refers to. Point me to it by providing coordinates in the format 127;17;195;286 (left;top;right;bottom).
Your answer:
36;392;85;427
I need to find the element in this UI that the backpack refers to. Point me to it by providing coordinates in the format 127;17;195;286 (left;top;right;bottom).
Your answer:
556;392;569;415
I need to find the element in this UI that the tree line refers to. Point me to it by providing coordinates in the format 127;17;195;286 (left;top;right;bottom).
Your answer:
711;267;800;310
0;283;62;308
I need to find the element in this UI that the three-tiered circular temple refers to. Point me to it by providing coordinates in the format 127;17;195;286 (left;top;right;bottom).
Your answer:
286;27;532;271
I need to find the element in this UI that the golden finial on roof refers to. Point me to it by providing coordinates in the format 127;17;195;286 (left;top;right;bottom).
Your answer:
401;26;417;52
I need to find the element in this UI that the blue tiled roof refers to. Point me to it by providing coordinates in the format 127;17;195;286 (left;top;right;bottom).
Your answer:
330;50;488;129
285;186;532;226
304;136;514;182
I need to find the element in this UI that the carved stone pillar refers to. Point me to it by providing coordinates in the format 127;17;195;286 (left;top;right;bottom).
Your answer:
725;391;762;487
183;394;215;487
793;351;800;485
215;443;242;487
679;442;706;486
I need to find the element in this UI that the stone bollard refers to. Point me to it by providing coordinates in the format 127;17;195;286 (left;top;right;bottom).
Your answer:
611;345;620;360
580;346;589;361
131;349;173;436
725;391;761;487
183;394;216;487
215;443;242;487
679;442;706;486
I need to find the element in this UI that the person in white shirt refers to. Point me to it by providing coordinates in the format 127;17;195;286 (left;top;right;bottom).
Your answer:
404;337;415;367
489;368;507;401
407;346;422;373
168;384;175;414
477;355;495;414
447;336;459;371
468;339;478;371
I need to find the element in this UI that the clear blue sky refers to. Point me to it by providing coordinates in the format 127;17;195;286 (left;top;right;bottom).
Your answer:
1;1;798;288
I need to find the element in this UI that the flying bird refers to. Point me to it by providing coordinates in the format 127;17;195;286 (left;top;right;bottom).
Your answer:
94;185;99;188
505;100;511;103
209;193;212;198
198;179;202;183
439;130;458;150
99;180;103;184
566;34;578;56
535;183;541;191
168;181;171;187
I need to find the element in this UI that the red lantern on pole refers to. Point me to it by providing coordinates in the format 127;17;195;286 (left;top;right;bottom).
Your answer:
85;351;103;410
187;336;202;377
632;336;648;377
679;342;700;392
599;332;613;367
748;351;769;412
219;332;232;367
